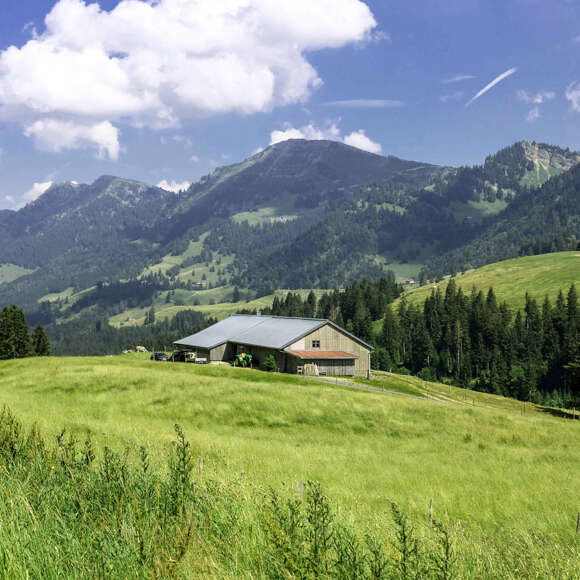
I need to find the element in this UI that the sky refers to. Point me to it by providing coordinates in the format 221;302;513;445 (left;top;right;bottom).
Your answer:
0;0;579;208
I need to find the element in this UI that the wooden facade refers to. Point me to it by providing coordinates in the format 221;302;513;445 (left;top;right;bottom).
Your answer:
285;325;370;377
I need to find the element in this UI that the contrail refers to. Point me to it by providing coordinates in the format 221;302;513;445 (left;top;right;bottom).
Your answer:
466;67;517;106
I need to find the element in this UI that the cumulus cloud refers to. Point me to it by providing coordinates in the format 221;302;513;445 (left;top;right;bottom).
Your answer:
517;90;555;104
270;123;341;144
565;81;580;112
269;122;381;154
24;119;120;160
0;0;376;157
22;181;53;204
343;129;381;154
157;179;191;193
517;90;554;122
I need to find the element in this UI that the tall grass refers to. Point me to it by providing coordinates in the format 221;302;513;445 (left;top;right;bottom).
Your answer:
2;356;580;576
1;406;578;578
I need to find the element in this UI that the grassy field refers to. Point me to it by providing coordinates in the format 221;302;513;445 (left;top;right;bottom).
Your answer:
397;251;580;312
1;355;579;575
0;263;36;285
451;198;509;222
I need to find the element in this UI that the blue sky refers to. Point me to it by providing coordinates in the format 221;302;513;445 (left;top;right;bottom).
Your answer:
0;0;579;208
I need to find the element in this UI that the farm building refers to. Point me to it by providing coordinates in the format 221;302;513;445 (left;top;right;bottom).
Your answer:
174;314;372;377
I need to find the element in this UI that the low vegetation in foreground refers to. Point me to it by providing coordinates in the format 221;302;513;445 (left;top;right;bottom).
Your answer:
1;356;580;577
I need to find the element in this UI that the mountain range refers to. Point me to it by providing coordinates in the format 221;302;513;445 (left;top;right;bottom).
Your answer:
0;139;578;324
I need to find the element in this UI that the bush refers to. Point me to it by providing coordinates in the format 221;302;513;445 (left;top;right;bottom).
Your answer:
264;354;277;372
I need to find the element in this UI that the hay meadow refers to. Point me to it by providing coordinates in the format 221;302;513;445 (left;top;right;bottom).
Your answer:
0;355;579;577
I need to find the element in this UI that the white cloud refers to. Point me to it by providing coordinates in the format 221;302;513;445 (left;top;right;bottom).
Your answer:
270;123;341;144
323;99;403;108
343;129;381;154
517;90;555;104
0;0;376;156
190;154;200;163
22;181;53;204
269;122;381;154
517;90;555;122
172;135;192;148
24;119;120;160
466;68;517;106
526;107;540;122
565;81;580;112
442;74;475;84
157;179;190;193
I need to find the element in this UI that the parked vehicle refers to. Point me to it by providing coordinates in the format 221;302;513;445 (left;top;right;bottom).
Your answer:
150;352;169;361
171;350;195;362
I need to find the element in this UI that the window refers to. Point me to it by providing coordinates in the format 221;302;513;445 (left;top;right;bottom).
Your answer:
312;340;320;348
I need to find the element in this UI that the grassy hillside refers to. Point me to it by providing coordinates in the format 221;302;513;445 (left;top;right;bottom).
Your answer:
401;252;579;311
1;356;579;561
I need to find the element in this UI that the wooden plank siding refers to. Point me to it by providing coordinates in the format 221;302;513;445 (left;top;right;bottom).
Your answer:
285;325;370;377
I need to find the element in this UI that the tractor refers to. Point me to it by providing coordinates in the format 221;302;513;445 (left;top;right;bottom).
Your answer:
231;352;254;368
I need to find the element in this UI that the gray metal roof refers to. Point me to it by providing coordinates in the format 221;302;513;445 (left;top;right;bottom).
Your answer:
174;315;327;350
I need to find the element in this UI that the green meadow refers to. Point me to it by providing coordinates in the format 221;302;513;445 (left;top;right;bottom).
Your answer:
1;355;579;576
395;251;580;312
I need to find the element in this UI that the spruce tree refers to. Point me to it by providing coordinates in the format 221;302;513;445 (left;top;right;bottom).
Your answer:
0;305;32;359
32;324;51;356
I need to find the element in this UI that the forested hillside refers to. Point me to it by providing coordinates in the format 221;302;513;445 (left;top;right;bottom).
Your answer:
0;139;578;323
422;163;580;279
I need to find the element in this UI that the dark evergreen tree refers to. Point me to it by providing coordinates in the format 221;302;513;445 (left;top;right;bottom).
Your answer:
0;305;33;359
32;324;51;356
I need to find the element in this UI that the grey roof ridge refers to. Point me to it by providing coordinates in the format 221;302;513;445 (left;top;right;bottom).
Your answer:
230;313;328;322
175;314;374;351
175;315;269;349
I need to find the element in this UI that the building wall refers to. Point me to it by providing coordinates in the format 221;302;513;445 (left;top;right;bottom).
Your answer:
286;323;370;377
291;358;355;376
209;343;235;362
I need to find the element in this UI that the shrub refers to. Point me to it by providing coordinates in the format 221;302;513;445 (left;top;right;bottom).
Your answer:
264;354;277;372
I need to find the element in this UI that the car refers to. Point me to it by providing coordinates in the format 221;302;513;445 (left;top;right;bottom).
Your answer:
150;352;169;361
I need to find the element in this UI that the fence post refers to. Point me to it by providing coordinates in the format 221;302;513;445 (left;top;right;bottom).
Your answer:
199;456;203;480
576;512;580;534
429;498;434;524
298;479;303;501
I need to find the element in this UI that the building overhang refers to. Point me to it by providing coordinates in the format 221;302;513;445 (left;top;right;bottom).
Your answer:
286;350;359;360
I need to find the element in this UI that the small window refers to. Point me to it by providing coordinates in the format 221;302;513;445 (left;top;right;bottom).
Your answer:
312;340;320;348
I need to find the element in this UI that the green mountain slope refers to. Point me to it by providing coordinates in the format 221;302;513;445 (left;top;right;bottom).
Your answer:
158;138;443;239
421;163;580;280
0;177;173;305
395;252;580;313
0;139;578;324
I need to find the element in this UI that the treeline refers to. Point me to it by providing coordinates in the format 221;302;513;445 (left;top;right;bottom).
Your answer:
375;280;580;405
244;276;402;343
47;310;214;356
0;305;50;359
